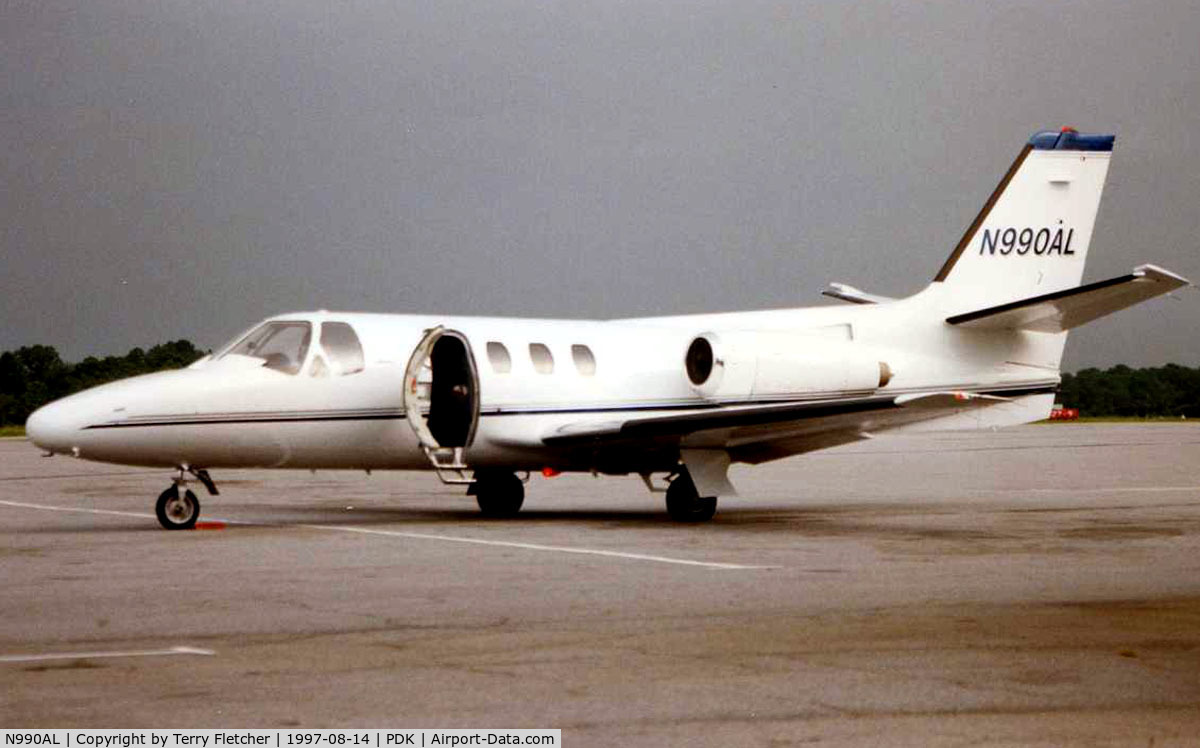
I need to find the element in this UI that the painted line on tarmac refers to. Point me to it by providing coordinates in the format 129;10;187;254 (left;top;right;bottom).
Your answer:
810;440;1200;457
0;498;248;526
0;498;157;520
301;523;779;570
985;486;1200;495
0;499;775;570
0;646;215;664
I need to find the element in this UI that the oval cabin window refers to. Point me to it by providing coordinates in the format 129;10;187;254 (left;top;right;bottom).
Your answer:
529;343;554;374
571;345;596;376
486;342;512;373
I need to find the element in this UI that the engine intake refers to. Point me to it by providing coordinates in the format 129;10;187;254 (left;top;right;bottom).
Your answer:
685;337;715;386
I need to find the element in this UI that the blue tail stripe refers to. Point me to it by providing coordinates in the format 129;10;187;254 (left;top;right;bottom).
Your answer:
1028;129;1115;152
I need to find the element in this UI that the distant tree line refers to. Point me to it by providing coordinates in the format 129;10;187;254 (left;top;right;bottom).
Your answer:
1;342;1198;426
1058;365;1200;418
0;341;205;426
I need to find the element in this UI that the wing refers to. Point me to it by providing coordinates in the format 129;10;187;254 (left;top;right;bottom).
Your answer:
540;389;1046;465
946;264;1189;332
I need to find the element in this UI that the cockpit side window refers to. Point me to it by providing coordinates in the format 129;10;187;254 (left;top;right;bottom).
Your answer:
319;322;365;375
224;322;312;375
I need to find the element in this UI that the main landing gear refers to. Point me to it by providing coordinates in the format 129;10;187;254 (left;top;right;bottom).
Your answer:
155;466;219;530
665;468;718;523
468;469;526;518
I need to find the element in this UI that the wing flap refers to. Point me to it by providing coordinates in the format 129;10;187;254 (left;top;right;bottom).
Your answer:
540;389;1049;462
946;264;1190;332
541;397;897;448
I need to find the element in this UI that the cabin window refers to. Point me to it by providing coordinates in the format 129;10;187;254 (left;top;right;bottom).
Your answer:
529;343;554;374
571;344;596;376
224;321;312;375
486;342;512;373
319;322;365;375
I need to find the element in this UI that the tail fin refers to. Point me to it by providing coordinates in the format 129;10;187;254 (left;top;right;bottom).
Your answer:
933;128;1114;311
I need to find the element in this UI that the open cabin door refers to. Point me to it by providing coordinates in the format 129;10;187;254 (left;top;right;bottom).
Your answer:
402;326;480;484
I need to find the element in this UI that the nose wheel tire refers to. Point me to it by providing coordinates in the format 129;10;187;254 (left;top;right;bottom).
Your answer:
665;470;718;522
156;486;200;530
470;470;525;518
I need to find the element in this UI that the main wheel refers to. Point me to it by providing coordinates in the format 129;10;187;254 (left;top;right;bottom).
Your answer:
471;470;525;518
156;486;200;530
665;470;718;522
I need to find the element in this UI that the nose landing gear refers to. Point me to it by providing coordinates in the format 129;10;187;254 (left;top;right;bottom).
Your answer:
156;485;200;530
155;465;219;530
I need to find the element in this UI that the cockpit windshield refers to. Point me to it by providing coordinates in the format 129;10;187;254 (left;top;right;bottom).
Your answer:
222;321;312;375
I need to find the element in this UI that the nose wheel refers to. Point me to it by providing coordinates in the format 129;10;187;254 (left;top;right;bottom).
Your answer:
154;466;218;530
156;485;200;530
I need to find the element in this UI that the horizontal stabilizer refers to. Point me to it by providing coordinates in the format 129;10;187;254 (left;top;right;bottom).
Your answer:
822;283;895;305
945;264;1190;332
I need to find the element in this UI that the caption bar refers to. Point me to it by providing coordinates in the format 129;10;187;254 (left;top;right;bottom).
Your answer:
1;732;559;748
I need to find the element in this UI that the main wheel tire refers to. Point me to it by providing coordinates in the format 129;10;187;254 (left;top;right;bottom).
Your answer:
472;470;525;518
156;486;200;530
665;470;718;522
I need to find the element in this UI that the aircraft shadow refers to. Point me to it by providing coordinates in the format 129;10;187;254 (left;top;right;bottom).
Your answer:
14;502;874;533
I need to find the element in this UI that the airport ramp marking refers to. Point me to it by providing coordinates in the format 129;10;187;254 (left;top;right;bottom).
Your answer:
0;499;774;570
302;523;779;570
0;498;157;520
0;646;215;664
0;498;247;524
1000;486;1200;494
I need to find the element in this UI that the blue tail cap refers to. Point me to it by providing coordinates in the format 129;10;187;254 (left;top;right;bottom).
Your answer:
1028;128;1115;152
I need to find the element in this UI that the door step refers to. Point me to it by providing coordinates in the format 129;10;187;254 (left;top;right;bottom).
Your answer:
423;446;475;485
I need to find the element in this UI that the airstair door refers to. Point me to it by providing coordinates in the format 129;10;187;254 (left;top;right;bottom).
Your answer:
402;326;480;484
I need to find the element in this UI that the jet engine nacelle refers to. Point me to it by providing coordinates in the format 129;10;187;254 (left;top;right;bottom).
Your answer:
685;331;892;401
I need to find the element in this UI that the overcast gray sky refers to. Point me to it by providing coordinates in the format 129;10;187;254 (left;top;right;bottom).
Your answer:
4;0;1198;370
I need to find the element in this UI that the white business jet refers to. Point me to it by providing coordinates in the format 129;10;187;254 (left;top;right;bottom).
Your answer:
26;128;1190;529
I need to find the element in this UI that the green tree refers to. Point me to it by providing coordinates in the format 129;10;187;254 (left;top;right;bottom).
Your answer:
1057;363;1200;417
0;341;205;426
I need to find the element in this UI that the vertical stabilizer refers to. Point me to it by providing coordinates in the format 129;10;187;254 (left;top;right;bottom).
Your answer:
933;129;1114;312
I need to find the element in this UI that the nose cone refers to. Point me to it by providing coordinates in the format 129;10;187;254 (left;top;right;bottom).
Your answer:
25;399;79;454
25;368;203;462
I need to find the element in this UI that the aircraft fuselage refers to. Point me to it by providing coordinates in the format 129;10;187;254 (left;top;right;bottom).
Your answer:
26;294;1062;475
